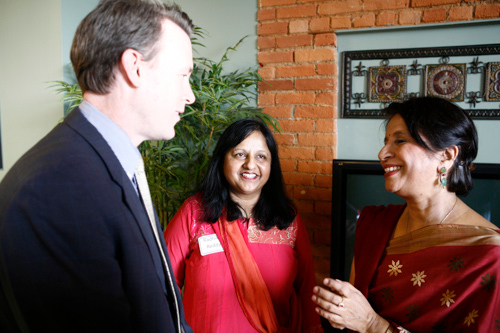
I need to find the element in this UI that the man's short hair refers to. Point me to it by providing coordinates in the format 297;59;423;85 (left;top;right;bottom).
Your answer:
71;0;193;94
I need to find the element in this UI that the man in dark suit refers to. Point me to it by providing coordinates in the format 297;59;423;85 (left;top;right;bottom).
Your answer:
0;1;195;332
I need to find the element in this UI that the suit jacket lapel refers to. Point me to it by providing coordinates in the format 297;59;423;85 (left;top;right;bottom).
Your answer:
63;108;168;293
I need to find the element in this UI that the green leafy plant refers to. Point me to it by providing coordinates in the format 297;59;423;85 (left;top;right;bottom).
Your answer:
53;29;279;228
50;81;83;115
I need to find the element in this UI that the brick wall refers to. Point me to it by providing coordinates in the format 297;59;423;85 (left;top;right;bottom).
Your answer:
257;0;500;284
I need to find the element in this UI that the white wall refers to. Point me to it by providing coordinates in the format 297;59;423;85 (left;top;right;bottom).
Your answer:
0;0;63;180
337;19;500;163
61;0;258;82
61;0;100;84
176;0;257;73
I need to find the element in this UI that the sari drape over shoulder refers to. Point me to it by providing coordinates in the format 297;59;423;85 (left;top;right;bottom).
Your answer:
214;217;279;333
354;205;500;332
164;194;322;333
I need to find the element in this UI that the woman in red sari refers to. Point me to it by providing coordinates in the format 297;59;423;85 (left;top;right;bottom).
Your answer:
164;119;322;332
312;97;500;332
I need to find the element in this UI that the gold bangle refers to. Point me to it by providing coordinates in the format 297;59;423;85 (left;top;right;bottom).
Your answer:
384;324;394;333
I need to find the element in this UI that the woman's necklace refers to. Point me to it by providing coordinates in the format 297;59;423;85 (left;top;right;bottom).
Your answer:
406;197;458;234
241;208;253;219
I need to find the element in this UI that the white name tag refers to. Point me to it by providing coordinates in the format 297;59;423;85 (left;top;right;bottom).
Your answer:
198;234;224;256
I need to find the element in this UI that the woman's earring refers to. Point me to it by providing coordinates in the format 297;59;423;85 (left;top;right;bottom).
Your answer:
439;167;447;188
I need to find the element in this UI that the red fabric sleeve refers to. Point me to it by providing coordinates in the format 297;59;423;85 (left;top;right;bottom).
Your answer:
293;214;323;332
164;195;201;289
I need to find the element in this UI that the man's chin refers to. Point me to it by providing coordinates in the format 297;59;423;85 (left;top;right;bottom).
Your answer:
161;131;176;141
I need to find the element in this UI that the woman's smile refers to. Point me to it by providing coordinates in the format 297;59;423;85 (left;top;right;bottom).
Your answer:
224;131;271;201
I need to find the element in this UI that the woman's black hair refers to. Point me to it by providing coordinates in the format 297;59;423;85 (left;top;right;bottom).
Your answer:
384;96;478;196
199;118;296;230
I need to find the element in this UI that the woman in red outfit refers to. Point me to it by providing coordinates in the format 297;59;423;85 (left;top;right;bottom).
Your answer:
164;119;323;333
312;97;500;332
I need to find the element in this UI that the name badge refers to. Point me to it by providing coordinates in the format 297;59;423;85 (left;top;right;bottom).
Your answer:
198;234;224;256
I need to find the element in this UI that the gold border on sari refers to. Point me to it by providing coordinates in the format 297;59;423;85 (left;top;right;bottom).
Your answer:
386;224;500;255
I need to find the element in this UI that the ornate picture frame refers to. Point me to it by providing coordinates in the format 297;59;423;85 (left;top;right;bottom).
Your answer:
368;65;407;103
341;44;500;119
485;62;500;101
425;63;466;101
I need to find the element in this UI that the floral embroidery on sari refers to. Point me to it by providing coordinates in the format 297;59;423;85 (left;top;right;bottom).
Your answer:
432;322;446;332
358;205;500;332
381;286;394;303
410;270;426;287
247;218;297;248
480;272;497;291
440;289;456;307
448;257;465;272
388;260;403;276
189;202;214;243
464;309;478;327
187;207;298;249
191;221;213;242
405;304;421;322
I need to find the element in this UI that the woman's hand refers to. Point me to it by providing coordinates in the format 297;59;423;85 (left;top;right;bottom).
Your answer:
312;278;389;333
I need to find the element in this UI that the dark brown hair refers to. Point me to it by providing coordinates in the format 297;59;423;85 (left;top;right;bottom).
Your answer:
384;96;478;196
71;0;193;94
199;119;296;230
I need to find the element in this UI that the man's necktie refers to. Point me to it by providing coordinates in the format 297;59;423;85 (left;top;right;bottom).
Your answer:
134;158;181;332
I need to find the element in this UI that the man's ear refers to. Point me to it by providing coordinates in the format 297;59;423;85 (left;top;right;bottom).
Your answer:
120;49;142;88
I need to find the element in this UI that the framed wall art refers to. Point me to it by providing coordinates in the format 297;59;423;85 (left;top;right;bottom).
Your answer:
485;62;500;102
368;64;406;103
425;63;466;101
341;44;500;119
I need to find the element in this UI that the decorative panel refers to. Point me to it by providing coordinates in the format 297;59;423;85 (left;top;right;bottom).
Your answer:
341;44;500;119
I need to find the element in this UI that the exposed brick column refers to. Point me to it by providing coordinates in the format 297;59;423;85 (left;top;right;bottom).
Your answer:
257;0;500;284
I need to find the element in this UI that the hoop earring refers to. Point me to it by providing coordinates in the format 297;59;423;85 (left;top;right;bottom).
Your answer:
439;167;447;188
